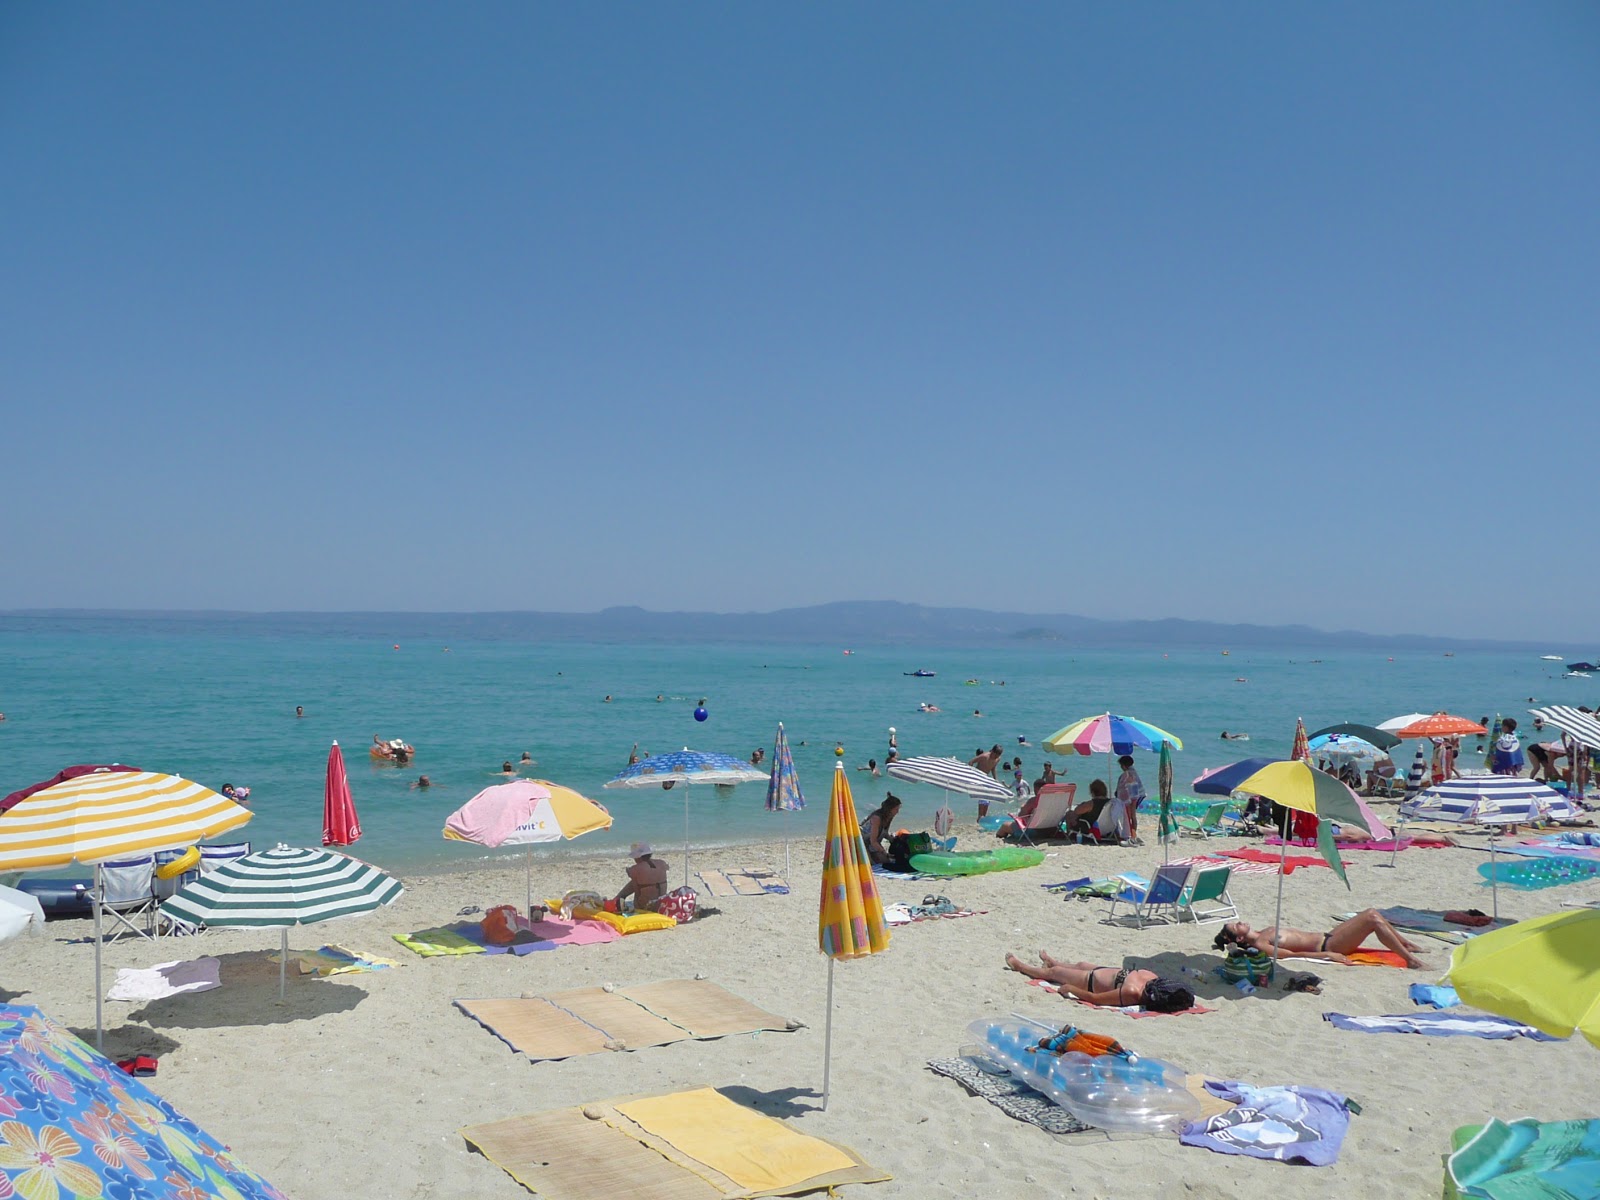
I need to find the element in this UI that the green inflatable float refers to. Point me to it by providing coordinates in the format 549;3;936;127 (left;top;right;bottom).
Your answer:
908;846;1045;876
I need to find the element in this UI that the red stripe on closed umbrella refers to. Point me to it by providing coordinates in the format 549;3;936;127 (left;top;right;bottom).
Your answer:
322;741;361;847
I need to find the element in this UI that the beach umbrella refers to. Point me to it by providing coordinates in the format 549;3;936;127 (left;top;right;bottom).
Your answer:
0;884;45;942
885;755;1011;825
1231;761;1381;963
1448;908;1600;1048
818;762;889;1110
1306;733;1387;765
605;749;767;888
1157;740;1174;862
0;1002;290;1199
1394;713;1489;739
1290;717;1310;763
322;740;360;848
1404;745;1429;799
1307;723;1401;751
0;763;140;813
1044;713;1183;756
0;769;252;1050
765;723;805;877
1529;705;1600;805
1378;712;1433;733
442;779;613;912
160;845;403;1001
1401;777;1573;919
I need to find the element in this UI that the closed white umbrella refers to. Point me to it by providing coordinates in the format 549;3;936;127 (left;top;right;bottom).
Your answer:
0;885;46;942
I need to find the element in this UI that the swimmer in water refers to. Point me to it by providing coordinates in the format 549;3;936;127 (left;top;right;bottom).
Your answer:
604;695;613;703
628;743;641;766
412;775;432;789
295;705;304;718
500;761;515;775
520;752;534;765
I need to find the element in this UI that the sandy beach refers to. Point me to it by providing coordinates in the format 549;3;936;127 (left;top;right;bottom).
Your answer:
6;818;1598;1200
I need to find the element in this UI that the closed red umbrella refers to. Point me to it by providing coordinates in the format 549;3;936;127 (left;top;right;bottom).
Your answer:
322;741;361;847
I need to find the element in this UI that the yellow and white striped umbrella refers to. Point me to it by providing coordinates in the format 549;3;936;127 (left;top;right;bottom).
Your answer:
0;770;253;870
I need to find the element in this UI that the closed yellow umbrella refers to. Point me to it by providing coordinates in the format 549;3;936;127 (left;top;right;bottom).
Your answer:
818;762;888;1109
0;769;253;1050
1449;909;1600;1047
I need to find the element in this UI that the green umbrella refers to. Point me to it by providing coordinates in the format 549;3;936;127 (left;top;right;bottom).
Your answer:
161;845;404;1000
1157;740;1175;862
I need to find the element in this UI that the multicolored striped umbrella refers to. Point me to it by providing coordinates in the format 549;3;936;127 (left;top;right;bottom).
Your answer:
1044;713;1183;756
606;749;768;887
442;779;612;911
322;741;361;848
161;845;404;999
0;768;253;1050
1291;717;1310;763
765;723;805;877
818;762;888;1110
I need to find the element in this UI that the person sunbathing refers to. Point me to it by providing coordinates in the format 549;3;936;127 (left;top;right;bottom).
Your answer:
614;842;669;911
1212;911;1428;968
1004;951;1195;1012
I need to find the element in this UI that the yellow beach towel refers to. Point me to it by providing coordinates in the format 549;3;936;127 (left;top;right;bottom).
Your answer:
393;926;485;957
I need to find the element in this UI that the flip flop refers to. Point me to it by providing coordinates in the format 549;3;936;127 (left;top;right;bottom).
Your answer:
117;1056;158;1077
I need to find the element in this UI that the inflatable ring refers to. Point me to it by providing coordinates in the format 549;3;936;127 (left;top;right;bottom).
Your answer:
156;846;201;879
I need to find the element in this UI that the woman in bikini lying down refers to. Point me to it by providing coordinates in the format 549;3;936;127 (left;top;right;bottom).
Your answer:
1212;910;1428;968
1004;952;1194;1012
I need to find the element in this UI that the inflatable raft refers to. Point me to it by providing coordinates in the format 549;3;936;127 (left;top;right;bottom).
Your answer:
909;846;1044;876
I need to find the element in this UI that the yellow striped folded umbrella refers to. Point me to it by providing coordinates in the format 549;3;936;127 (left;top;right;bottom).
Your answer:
0;769;253;1049
818;762;888;1109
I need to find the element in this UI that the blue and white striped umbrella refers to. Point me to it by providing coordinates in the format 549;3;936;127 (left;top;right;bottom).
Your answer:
606;749;768;887
160;845;403;999
1402;776;1575;826
1404;746;1430;800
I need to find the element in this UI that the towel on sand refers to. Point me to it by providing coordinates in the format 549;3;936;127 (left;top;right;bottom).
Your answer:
393;925;486;957
1409;983;1461;1009
107;957;222;1002
1025;979;1214;1017
926;1058;1094;1135
1222;848;1342;874
272;944;402;976
1180;1081;1351;1166
1323;1012;1559;1040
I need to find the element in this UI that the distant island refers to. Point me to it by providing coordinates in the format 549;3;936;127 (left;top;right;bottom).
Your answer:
0;601;1560;652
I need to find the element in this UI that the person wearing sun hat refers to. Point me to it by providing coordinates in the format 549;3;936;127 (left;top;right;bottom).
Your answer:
615;841;669;911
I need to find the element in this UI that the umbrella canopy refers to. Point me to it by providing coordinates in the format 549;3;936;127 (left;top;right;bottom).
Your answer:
885;756;1012;802
1307;733;1387;765
1449;909;1600;1048
1378;712;1434;732
1157;740;1174;855
1308;723;1401;751
1404;745;1430;799
0;763;140;813
0;770;251;871
606;749;767;887
442;779;612;911
161;845;404;1000
1193;757;1282;796
0;1003;290;1199
1395;713;1488;739
0;885;45;943
1290;717;1310;763
818;763;889;1110
322;741;360;847
1402;777;1574;826
1529;705;1600;752
766;723;805;812
1044;713;1183;756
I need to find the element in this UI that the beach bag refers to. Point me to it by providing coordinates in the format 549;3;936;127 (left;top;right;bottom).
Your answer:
481;905;519;946
656;886;698;923
1218;949;1275;986
1140;978;1195;1013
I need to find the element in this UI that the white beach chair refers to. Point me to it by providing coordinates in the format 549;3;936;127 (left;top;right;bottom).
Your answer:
99;855;157;942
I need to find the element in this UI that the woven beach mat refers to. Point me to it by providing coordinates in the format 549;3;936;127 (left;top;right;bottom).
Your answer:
462;1087;887;1200
618;979;794;1039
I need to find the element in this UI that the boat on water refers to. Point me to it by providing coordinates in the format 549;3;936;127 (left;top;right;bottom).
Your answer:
904;670;937;677
1568;662;1598;673
1541;655;1564;661
1565;672;1591;680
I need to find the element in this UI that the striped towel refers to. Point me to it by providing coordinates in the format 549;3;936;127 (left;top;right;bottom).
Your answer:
1171;854;1277;877
1322;1012;1558;1040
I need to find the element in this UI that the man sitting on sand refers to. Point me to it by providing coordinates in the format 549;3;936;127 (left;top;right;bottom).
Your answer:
1004;951;1195;1013
1212;911;1428;968
615;842;669;911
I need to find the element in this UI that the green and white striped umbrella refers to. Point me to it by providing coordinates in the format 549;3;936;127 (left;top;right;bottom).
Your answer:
161;845;404;1000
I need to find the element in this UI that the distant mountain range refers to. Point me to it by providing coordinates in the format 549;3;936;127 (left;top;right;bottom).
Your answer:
0;601;1561;651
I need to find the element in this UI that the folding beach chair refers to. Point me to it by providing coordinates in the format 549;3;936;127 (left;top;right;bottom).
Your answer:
99;855;157;942
200;842;251;874
1065;793;1115;844
154;847;204;935
1178;865;1238;925
1173;802;1230;838
1014;784;1076;844
1104;863;1191;929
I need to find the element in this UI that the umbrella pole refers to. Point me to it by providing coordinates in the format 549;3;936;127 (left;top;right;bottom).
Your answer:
784;808;790;881
684;786;691;889
1489;834;1499;922
279;928;288;1003
93;863;105;1054
526;848;533;917
822;957;836;1110
1270;833;1288;978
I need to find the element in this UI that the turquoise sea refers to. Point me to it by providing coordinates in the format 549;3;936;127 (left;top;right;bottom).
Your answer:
0;615;1588;874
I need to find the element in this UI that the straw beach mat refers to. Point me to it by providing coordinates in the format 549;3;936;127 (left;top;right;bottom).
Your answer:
462;1087;888;1200
455;980;797;1061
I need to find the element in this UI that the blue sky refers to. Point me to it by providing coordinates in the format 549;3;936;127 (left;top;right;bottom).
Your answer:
3;4;1596;639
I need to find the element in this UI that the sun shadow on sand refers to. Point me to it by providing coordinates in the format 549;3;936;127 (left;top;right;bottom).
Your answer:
65;1026;184;1062
127;950;369;1029
1139;950;1313;1004
717;1084;822;1117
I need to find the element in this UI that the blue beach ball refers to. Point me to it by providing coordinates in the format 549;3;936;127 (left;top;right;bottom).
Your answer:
694;703;708;723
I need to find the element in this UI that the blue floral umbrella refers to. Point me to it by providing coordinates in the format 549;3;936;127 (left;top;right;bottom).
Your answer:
605;749;767;887
0;1004;288;1199
765;724;806;877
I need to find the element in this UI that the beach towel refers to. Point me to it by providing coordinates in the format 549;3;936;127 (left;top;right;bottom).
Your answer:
393;925;487;957
1321;1012;1559;1040
1222;847;1341;874
697;869;791;898
881;901;983;925
1170;853;1277;877
1179;1081;1352;1166
460;1088;887;1200
275;944;402;976
1025;979;1215;1017
1409;983;1461;1009
871;865;931;880
513;917;623;947
1040;877;1093;893
926;1057;1094;1136
107;957;222;1002
1447;1117;1600;1199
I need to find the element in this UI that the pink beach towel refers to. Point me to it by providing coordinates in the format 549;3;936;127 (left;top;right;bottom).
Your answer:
1026;978;1215;1017
516;917;620;946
